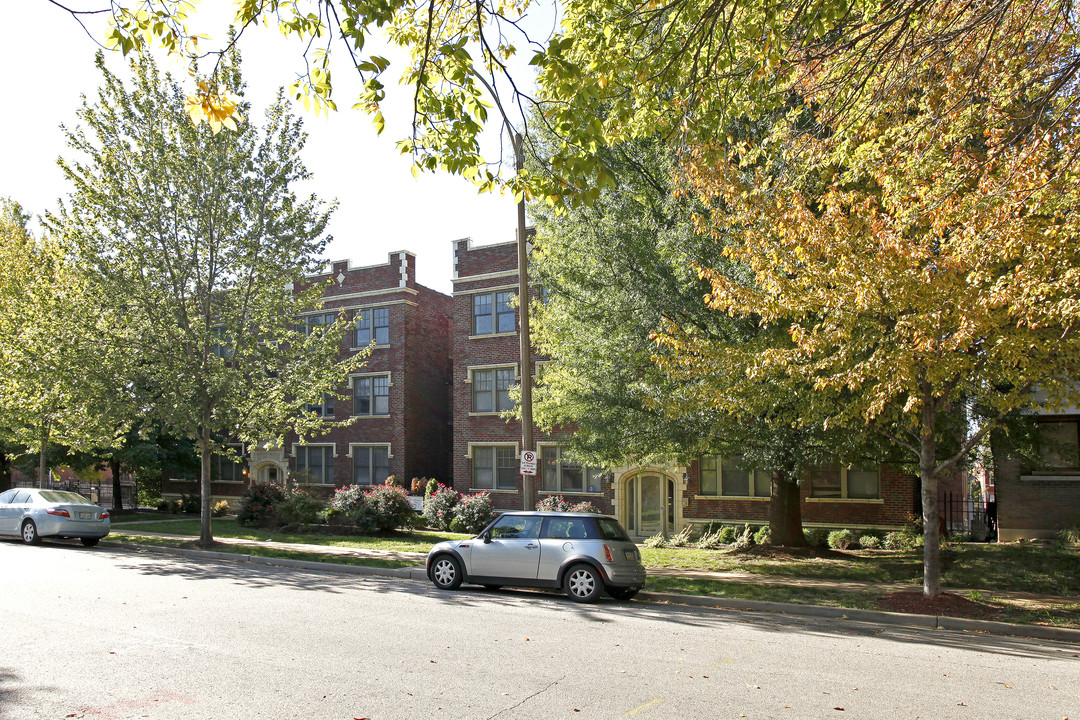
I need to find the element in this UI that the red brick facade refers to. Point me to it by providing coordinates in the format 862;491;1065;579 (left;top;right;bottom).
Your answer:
162;252;453;502
450;238;614;514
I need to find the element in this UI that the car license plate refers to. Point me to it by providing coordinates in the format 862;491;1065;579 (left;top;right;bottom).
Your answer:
79;512;92;520
624;549;635;560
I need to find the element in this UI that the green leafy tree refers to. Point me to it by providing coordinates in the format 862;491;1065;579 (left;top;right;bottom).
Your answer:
0;198;125;488
529;141;887;545
50;52;365;546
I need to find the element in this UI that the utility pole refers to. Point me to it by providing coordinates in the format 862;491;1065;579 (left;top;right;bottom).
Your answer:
514;132;535;511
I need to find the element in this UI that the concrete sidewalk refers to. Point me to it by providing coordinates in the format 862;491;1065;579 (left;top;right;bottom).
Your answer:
103;528;1080;644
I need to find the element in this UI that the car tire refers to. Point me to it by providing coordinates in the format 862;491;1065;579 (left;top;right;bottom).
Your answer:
564;563;604;603
81;537;100;548
430;554;463;590
608;587;639;601
21;520;41;545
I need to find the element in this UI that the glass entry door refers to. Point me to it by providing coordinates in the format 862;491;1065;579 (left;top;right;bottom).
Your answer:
625;474;668;537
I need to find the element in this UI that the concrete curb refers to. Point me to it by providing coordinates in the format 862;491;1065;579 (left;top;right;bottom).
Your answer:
101;541;1080;645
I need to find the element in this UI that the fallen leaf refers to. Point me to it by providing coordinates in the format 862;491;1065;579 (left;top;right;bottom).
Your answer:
957;703;966;706
834;708;845;711
1004;684;1011;689
430;660;436;663
573;710;580;713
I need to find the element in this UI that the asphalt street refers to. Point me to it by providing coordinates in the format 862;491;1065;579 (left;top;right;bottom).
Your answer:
1;541;1077;719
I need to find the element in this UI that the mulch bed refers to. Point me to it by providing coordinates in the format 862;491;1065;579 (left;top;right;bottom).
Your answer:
877;591;1002;620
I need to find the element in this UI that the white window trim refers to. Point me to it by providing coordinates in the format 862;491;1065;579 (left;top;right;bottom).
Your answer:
537;442;603;494
351;307;392;349
699;456;771;499
291;443;337;485
348;443;393;486
290;442;338;458
807;465;882;501
468;442;521;493
467;364;518;415
347;443;395;459
467;288;517;337
350;372;393;417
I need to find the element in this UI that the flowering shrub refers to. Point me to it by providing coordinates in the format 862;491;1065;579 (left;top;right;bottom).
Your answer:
329;484;369;517
330;483;415;533
453;491;496;534
423;485;461;530
535;495;600;514
275;486;324;525
859;534;883;549
365;484;415;531
237;483;286;527
212;500;231;517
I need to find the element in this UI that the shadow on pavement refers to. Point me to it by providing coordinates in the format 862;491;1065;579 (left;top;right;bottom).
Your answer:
101;545;1080;663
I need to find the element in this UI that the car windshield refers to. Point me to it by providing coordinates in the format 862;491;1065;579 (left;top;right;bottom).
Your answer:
38;491;95;505
595;517;632;542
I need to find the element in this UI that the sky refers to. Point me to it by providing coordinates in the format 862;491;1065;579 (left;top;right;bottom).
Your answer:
1;2;539;294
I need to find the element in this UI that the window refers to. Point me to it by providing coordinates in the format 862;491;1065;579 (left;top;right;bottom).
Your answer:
304;393;335;417
295;445;335;484
1035;420;1080;471
301;312;336;336
541;446;603;493
471;367;516;413
472;291;515;335
353;445;390;486
488;514;541;539
353;375;390;416
211;444;246;482
472;445;517;490
808;465;880;499
699;456;770;497
355;307;389;347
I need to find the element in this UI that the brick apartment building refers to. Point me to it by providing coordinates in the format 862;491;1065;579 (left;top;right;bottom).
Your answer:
449;237;941;538
994;410;1080;541
153;238;968;539
448;236;615;513
162;251;453;503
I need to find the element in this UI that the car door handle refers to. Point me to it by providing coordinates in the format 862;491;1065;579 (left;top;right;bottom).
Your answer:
525;543;538;549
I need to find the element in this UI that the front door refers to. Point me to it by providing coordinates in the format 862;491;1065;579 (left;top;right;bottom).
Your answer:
624;474;668;537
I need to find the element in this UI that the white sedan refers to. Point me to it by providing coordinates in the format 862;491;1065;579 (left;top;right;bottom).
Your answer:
0;488;111;546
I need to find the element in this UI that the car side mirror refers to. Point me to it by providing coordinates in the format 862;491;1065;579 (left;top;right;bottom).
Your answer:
482;531;492;544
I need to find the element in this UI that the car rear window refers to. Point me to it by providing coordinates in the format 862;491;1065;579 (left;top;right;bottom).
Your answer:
594;517;632;542
39;491;94;505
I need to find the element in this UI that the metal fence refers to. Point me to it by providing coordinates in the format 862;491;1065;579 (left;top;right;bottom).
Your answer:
940;492;996;541
12;477;136;508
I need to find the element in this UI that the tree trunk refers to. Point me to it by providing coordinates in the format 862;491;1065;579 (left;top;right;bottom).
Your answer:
198;424;213;547
769;470;807;547
920;403;942;596
38;421;51;489
0;450;11;492
110;456;123;511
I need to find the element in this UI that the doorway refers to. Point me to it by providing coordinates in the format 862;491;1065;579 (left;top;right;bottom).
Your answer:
623;473;676;537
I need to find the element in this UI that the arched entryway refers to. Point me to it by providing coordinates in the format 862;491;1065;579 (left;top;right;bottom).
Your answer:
620;471;678;537
252;463;284;485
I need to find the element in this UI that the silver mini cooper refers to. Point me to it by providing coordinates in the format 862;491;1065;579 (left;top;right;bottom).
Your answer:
426;511;646;602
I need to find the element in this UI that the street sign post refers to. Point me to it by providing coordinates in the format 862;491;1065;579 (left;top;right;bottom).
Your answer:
520;450;537;476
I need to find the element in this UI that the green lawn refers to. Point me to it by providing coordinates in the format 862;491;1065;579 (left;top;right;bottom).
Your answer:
640;543;1080;595
114;518;468;553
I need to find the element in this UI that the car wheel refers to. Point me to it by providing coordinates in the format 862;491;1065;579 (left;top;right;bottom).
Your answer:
80;537;100;548
21;520;41;545
564;563;603;603
608;587;639;601
431;555;463;590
